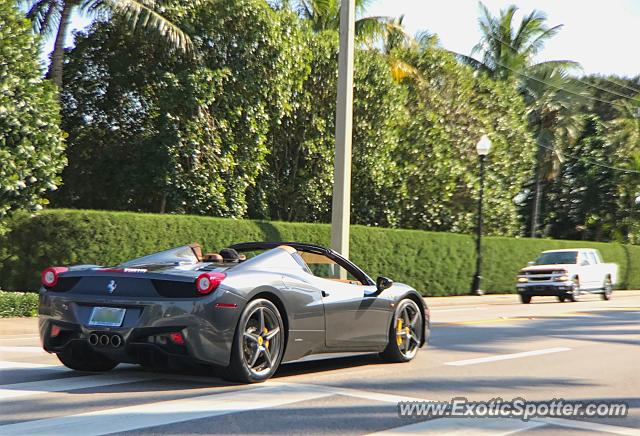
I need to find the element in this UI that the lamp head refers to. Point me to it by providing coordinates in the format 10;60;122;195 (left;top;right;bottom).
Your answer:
476;134;492;156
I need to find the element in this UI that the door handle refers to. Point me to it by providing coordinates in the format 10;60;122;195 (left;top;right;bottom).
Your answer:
321;291;330;297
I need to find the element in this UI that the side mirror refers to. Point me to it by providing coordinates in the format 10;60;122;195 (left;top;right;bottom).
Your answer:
527;261;535;266
376;276;393;292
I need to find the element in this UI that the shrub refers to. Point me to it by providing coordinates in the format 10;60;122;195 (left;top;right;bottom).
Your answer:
0;291;38;318
1;209;638;295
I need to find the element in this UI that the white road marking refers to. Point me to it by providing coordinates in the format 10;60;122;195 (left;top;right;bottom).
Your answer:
294;382;425;403
0;336;40;342
0;360;66;371
445;347;572;366
367;417;545;435
0;373;158;400
0;383;332;436
531;417;640;436
0;346;46;354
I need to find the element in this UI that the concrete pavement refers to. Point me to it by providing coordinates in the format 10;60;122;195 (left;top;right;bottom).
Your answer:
0;291;638;435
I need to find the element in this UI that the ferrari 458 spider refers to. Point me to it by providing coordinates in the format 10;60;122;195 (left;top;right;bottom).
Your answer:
39;242;429;382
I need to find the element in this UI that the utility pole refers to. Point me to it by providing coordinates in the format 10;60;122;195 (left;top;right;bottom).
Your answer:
330;0;355;260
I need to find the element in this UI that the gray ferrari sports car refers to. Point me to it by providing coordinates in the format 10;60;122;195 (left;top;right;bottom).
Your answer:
39;242;430;382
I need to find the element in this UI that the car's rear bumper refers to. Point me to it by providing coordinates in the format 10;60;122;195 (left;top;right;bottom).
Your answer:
38;288;246;367
516;282;575;296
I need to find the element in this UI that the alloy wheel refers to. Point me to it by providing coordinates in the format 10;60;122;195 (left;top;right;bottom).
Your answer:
395;300;422;360
241;305;283;377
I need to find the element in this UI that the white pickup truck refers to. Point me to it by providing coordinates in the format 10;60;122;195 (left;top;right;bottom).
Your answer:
516;248;618;304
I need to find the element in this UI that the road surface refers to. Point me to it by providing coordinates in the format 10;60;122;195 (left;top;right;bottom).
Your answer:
0;292;638;435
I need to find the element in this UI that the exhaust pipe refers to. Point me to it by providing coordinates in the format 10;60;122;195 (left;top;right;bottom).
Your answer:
110;335;122;348
88;333;99;346
99;334;110;346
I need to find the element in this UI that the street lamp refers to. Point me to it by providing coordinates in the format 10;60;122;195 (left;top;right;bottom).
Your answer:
471;135;491;296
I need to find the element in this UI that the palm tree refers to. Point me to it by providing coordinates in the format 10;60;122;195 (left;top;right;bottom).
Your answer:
605;97;640;242
285;0;398;42
463;2;589;237
22;0;191;87
462;2;577;80
523;66;591;236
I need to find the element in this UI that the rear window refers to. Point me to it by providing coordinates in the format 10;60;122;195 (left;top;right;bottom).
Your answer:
536;252;578;265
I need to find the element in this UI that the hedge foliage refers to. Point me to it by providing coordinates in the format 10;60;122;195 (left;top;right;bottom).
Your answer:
1;209;638;295
0;291;38;317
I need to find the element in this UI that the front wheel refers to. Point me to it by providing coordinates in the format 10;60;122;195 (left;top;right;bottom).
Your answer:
520;294;531;304
223;298;285;383
601;277;613;300
56;346;118;372
569;279;581;302
380;299;423;363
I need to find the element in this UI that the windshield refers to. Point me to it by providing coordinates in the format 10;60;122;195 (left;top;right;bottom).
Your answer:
535;251;578;265
119;245;199;267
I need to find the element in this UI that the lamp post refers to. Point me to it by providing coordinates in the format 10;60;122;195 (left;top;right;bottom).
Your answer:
471;135;492;296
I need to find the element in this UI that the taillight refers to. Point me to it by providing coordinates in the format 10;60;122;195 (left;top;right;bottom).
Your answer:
195;272;226;295
41;267;69;287
168;332;185;345
50;325;61;337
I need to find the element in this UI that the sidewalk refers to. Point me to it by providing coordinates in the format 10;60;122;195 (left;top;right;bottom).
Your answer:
425;289;640;308
0;316;38;335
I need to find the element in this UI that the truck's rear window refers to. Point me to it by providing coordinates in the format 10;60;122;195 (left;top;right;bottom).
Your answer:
536;252;577;265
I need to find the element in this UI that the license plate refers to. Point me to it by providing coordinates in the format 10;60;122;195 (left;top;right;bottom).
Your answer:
89;307;126;327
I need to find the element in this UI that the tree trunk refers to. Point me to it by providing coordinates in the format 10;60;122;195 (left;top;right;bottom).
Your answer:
530;133;549;238
47;1;73;88
159;192;167;214
530;168;542;238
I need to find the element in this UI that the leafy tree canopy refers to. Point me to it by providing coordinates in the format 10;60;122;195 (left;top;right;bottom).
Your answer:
0;1;66;229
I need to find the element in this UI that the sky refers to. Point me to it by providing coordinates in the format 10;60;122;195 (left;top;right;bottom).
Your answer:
43;0;640;78
367;0;640;77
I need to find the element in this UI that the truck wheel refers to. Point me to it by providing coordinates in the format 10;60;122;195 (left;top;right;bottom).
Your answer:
569;278;580;302
557;296;566;303
520;294;531;304
601;277;613;301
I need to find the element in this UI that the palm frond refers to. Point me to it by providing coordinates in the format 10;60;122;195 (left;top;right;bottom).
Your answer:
23;0;63;37
521;24;562;58
83;0;192;52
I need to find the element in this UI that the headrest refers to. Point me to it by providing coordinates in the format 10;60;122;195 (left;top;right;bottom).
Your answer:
204;253;223;262
189;243;203;262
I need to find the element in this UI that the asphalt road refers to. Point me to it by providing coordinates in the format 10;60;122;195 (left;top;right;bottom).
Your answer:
0;292;638;435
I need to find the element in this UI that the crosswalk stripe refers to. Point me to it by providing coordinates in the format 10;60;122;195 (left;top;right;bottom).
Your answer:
0;360;66;371
0;373;158;400
0;382;331;436
531;417;640;436
0;346;46;354
367;417;545;435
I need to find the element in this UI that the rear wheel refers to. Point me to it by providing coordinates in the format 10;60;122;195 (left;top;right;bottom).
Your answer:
56;346;118;372
223;298;285;383
520;294;531;304
601;277;613;300
380;299;423;363
557;295;566;303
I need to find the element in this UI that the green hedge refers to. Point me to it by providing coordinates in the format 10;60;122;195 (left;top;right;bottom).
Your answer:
0;291;38;317
1;209;638;295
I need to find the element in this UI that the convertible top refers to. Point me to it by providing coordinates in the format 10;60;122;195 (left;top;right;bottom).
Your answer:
230;242;374;286
230;242;329;255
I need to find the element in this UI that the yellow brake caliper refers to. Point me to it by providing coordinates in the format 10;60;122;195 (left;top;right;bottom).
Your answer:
263;327;269;348
396;318;404;346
